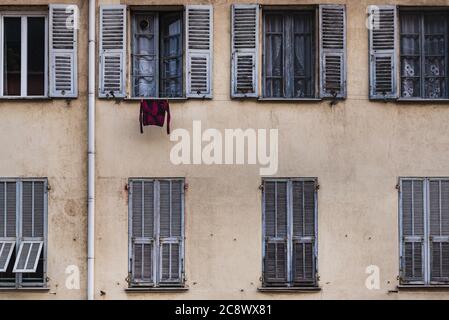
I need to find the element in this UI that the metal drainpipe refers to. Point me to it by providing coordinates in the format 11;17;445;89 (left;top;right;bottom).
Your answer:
87;0;96;301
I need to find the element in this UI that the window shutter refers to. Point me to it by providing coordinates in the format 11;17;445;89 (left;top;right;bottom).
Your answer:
319;4;346;99
99;5;127;98
400;179;425;283
231;4;259;98
159;180;183;284
49;4;78;98
263;181;288;285
186;5;213;98
368;5;398;100
0;182;17;238
428;180;449;283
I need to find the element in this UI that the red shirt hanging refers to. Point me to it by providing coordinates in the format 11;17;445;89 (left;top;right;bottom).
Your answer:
139;99;171;135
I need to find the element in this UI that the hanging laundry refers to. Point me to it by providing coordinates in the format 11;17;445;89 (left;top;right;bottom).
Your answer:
139;99;171;134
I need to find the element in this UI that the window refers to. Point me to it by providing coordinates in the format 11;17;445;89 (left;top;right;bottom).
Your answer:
128;179;184;287
0;13;48;97
399;178;449;285
262;178;318;287
263;11;315;98
0;179;47;288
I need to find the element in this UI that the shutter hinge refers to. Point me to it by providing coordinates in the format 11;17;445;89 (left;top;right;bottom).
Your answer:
184;183;189;191
258;184;264;191
395;183;400;191
125;183;129;191
125;274;131;284
315;183;320;191
47;183;52;192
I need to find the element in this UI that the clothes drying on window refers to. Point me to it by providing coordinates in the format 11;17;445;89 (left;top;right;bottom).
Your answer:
139;99;171;134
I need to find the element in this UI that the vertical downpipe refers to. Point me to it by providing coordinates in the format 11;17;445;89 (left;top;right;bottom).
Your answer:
87;0;96;300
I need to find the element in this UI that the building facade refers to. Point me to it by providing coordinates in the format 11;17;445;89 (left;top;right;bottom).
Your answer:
1;0;449;299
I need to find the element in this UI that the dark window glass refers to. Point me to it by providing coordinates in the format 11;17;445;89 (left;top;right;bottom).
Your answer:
27;17;45;96
3;18;21;96
263;11;315;98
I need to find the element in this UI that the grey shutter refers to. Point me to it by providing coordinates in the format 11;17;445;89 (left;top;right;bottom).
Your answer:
319;5;346;99
130;181;154;284
400;179;425;283
231;4;259;98
186;5;213;98
49;4;78;98
263;181;288;285
429;179;449;283
0;181;17;239
99;5;127;98
292;180;316;284
368;5;398;100
159;180;183;284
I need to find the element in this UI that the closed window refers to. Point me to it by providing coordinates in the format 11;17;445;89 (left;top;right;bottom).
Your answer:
128;179;184;287
399;178;449;285
262;178;318;287
0;179;47;288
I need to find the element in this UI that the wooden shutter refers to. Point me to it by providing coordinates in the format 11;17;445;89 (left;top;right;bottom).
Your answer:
186;5;213;98
0;182;17;238
368;5;398;100
319;5;346;99
263;181;288;285
49;4;78;98
292;180;316;285
159;180;183;284
400;179;425;284
428;179;449;283
130;180;154;284
231;4;259;98
99;5;127;98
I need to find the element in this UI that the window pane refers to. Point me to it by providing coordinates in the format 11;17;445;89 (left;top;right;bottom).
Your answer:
400;13;420;98
160;13;182;97
264;14;283;97
27;17;45;96
293;13;314;98
3;18;21;96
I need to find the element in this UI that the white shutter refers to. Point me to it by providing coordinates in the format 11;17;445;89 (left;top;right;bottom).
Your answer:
319;4;346;99
231;4;259;98
369;5;398;100
99;5;127;98
49;4;78;98
186;5;213;98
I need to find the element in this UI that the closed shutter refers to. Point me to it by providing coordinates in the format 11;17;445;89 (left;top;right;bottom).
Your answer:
49;4;78;98
0;181;17;272
429;179;449;283
400;179;425;283
186;5;213;98
159;180;183;284
99;5;127;98
292;180;316;285
368;5;398;100
263;181;288;285
130;180;154;284
231;4;259;98
319;5;346;99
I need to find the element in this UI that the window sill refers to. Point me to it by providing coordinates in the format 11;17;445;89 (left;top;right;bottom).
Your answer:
257;98;322;102
396;98;449;103
257;286;321;293
0;287;49;292
397;285;449;291
0;97;52;101
123;97;188;102
125;286;189;293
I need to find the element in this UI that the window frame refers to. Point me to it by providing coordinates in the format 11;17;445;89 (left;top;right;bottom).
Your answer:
261;177;318;288
0;11;49;99
0;178;48;289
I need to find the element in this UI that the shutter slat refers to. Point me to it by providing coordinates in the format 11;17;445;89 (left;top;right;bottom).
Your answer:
49;4;78;98
369;5;398;99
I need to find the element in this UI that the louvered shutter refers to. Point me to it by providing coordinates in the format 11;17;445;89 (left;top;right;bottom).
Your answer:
49;4;78;98
292;180;316;285
99;5;127;98
231;4;259;98
368;5;398;100
263;181;288;285
159;180;183;284
130;181;154;284
319;5;346;99
0;182;17;239
429;179;449;283
186;5;213;98
400;179;425;283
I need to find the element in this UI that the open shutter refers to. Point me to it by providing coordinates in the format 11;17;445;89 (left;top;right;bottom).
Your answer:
159;180;183;284
99;5;127;98
429;179;449;283
369;5;398;100
49;4;78;98
400;179;425;284
186;5;213;98
263;181;288;285
231;4;259;98
319;4;346;99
